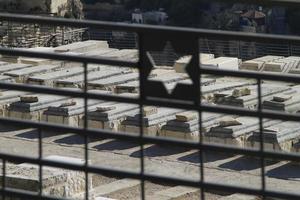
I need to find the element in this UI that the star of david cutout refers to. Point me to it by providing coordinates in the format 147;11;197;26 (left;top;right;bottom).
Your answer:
140;34;200;102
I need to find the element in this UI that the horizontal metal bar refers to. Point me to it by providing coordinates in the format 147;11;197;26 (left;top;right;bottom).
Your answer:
0;47;137;68
1;13;300;44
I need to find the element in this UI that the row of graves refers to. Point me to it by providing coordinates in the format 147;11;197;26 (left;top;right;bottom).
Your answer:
0;41;299;156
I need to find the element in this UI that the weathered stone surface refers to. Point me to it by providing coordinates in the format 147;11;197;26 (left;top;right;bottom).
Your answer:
150;186;199;200
160;112;223;140
100;49;138;62
54;40;108;53
0;75;15;83
0;155;91;199
143;106;157;116
83;101;139;131
28;65;100;86
83;48;118;57
43;91;111;126
0;63;32;73
96;105;117;112
219;194;259;200
175;111;197;122
240;55;283;71
264;56;300;73
18;47;56;66
217;84;288;109
207;117;279;147
4;64;62;83
232;88;251;98
88;72;139;91
263;85;300;112
93;179;140;197
240;60;265;71
20;95;39;103
11;94;71;112
273;94;292;102
59;100;77;107
55;68;129;88
248;121;300;151
219;117;242;127
117;77;215;94
201;57;239;70
121;108;182;136
174;53;214;73
0;90;29;116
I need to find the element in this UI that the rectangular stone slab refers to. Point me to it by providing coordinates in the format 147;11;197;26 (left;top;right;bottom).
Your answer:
4;64;62;83
162;112;223;133
174;53;214;73
0;61;9;66
18;47;57;66
55;68;130;88
0;63;32;73
9;94;71;112
83;103;140;131
206;118;279;147
1;156;91;198
249;121;300;151
100;49;138;62
42;91;111;117
27;65;100;86
217;84;288;108
83;48;118;57
201;57;239;70
263;86;300;112
0;75;15;83
240;60;265;71
202;81;253;95
240;55;283;71
88;72;139;91
116;72;190;93
123;107;183;127
54;40;108;53
208;117;279;138
86;103;140;121
0;90;30;116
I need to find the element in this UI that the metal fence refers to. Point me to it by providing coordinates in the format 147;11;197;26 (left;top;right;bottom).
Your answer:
0;1;300;199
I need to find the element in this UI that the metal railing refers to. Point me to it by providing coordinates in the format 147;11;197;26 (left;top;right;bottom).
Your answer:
0;1;300;198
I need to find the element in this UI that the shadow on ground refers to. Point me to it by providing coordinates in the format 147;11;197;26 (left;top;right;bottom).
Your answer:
219;156;279;171
178;151;233;163
130;145;187;158
93;140;138;151
266;163;300;179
